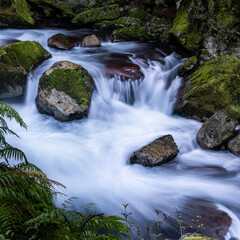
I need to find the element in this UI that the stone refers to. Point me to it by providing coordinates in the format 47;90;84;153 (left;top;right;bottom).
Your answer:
48;34;81;50
178;56;198;76
104;59;144;80
81;34;101;47
174;55;240;120
130;135;179;167
196;110;238;149
72;4;120;26
227;134;240;156
0;41;51;99
36;61;94;121
203;36;227;56
115;17;141;27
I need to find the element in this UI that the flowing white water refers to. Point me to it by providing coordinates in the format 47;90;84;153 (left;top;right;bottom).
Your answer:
1;29;240;238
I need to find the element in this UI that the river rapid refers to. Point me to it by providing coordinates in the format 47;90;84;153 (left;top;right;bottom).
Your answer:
1;29;240;238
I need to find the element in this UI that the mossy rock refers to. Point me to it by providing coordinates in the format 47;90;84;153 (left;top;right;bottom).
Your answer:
170;7;203;51
113;26;149;41
94;20;115;29
174;55;240;120
36;61;94;121
72;4;120;26
180;234;215;240
0;0;35;27
115;16;141;27
0;41;51;99
178;56;198;76
129;8;147;21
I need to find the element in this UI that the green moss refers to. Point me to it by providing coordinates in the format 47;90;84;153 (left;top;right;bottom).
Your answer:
0;0;35;27
113;26;149;41
216;10;238;28
39;67;93;105
182;55;240;119
129;8;147;21
72;4;120;25
115;17;141;27
0;41;51;72
179;56;198;74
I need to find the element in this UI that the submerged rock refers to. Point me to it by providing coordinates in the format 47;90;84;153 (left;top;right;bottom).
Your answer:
227;134;240;156
130;135;179;167
72;4;120;26
0;0;34;27
36;61;94;121
104;59;144;80
174;55;240;120
0;41;51;99
81;35;101;47
197;110;238;149
48;33;81;50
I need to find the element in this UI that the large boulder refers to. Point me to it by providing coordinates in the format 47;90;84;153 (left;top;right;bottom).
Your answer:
104;59;144;80
81;35;101;47
130;135;179;167
36;61;94;121
227;134;240;156
0;41;51;99
72;4;120;26
0;0;35;27
197;110;238;149
174;55;240;120
48;34;81;50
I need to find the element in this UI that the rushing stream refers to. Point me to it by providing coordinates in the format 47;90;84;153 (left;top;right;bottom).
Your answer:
1;29;240;238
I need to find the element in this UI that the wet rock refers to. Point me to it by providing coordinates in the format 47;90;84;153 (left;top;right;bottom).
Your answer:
181;199;232;239
0;41;51;99
197;110;238;149
203;36;227;56
48;33;81;50
36;61;94;121
227;134;240;156
174;55;240;120
130;135;179;167
81;34;101;47
104;59;144;80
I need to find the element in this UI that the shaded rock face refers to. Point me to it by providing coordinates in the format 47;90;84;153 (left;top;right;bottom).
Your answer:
130;135;179;167
81;34;101;47
181;199;232;239
174;55;240;120
197;110;238;149
0;41;51;99
36;61;94;122
48;34;81;50
104;59;144;80
227;134;240;156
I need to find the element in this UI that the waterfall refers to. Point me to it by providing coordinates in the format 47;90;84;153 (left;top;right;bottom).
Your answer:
1;29;240;239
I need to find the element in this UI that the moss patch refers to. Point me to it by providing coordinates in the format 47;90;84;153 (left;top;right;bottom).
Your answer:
0;41;51;72
39;67;93;105
129;8;147;21
178;55;240;119
115;17;141;27
72;4;120;25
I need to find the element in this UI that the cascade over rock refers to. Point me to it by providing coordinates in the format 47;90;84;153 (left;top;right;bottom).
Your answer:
0;41;51;99
36;61;94;121
130;135;179;167
197;110;238;150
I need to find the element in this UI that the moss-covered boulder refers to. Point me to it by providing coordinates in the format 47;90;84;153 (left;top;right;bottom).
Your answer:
128;8;147;21
174;55;240;120
0;41;51;99
72;4;120;26
36;61;94;121
178;56;198;76
0;0;35;27
112;26;149;41
115;17;141;27
170;6;203;51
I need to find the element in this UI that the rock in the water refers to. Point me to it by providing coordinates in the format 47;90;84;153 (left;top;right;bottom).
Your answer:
174;55;240;120
227;134;240;156
48;34;81;50
130;135;179;167
36;61;94;121
72;4;120;26
0;41;51;99
82;35;101;47
197;110;238;149
104;59;144;80
0;0;34;27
